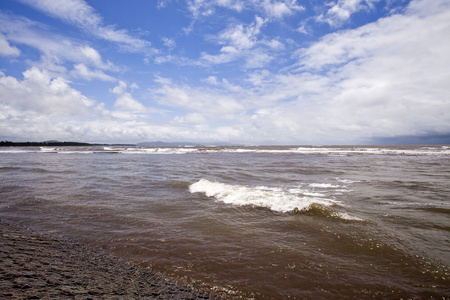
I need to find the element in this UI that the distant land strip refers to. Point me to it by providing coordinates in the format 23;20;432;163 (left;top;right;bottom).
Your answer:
0;141;101;147
0;141;235;147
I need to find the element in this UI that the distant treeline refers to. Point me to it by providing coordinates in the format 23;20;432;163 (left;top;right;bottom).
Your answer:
0;141;95;147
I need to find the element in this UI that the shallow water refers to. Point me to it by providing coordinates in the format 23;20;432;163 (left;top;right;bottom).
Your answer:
1;145;449;298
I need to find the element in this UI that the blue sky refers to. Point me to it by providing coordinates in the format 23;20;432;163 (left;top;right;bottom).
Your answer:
0;0;449;145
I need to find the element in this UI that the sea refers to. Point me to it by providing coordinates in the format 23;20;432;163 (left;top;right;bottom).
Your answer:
0;145;449;299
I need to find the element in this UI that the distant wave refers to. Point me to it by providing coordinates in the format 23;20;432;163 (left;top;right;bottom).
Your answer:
1;145;449;156
189;179;362;221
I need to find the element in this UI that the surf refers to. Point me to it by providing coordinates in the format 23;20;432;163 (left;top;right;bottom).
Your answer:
189;179;362;221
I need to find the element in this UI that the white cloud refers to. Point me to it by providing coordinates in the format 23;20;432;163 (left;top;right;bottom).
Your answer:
111;81;145;112
186;0;244;19
19;0;101;28
0;33;20;57
32;57;69;77
244;50;274;68
19;0;152;53
297;1;450;72
185;0;302;20
0;67;95;116
200;16;267;65
0;106;183;143
263;39;285;50
316;0;381;27
0;69;168;143
157;0;172;9
181;0;303;33
219;16;265;50
256;0;304;19
153;0;450;144
296;23;310;34
200;49;237;65
154;55;175;64
242;0;450;142
110;81;160;115
111;81;128;95
173;112;207;123
72;64;115;81
153;81;244;118
203;76;219;85
1;0;448;145
162;37;176;50
113;93;147;112
79;46;103;67
0;12;116;71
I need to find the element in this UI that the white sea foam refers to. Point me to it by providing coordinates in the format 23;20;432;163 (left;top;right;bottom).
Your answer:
122;147;199;155
309;183;341;188
288;188;326;198
8;145;446;156
189;179;364;221
189;179;357;217
40;147;58;152
337;178;360;184
0;149;34;153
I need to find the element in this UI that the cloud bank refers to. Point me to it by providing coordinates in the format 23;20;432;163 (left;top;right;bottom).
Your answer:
0;0;449;144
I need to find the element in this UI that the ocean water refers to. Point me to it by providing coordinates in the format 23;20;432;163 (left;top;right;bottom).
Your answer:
0;145;449;299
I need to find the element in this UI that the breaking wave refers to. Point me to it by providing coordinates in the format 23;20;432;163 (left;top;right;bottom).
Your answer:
2;145;449;156
189;179;362;221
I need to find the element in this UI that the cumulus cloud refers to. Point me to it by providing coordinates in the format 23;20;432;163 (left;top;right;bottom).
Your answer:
197;14;293;68
200;16;270;66
110;81;161;115
111;81;128;95
0;69;163;143
19;0;152;53
153;0;450;144
156;1;297;68
203;76;219;85
243;0;450;142
219;16;265;50
0;68;116;143
256;0;304;19
113;93;147;112
0;67;96;115
1;0;448;145
316;0;381;27
111;81;144;112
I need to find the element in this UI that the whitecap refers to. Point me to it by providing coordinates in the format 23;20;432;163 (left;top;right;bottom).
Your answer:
190;179;363;221
309;183;341;188
190;179;334;213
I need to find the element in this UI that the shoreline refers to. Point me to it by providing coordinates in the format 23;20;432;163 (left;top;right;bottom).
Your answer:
0;219;216;299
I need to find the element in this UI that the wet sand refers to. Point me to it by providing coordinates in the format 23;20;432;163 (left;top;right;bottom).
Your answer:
0;219;215;299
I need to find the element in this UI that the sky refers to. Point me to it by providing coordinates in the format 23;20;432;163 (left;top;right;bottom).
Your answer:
0;0;449;145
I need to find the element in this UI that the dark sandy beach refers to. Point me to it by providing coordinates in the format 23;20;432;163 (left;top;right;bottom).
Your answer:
0;219;215;299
